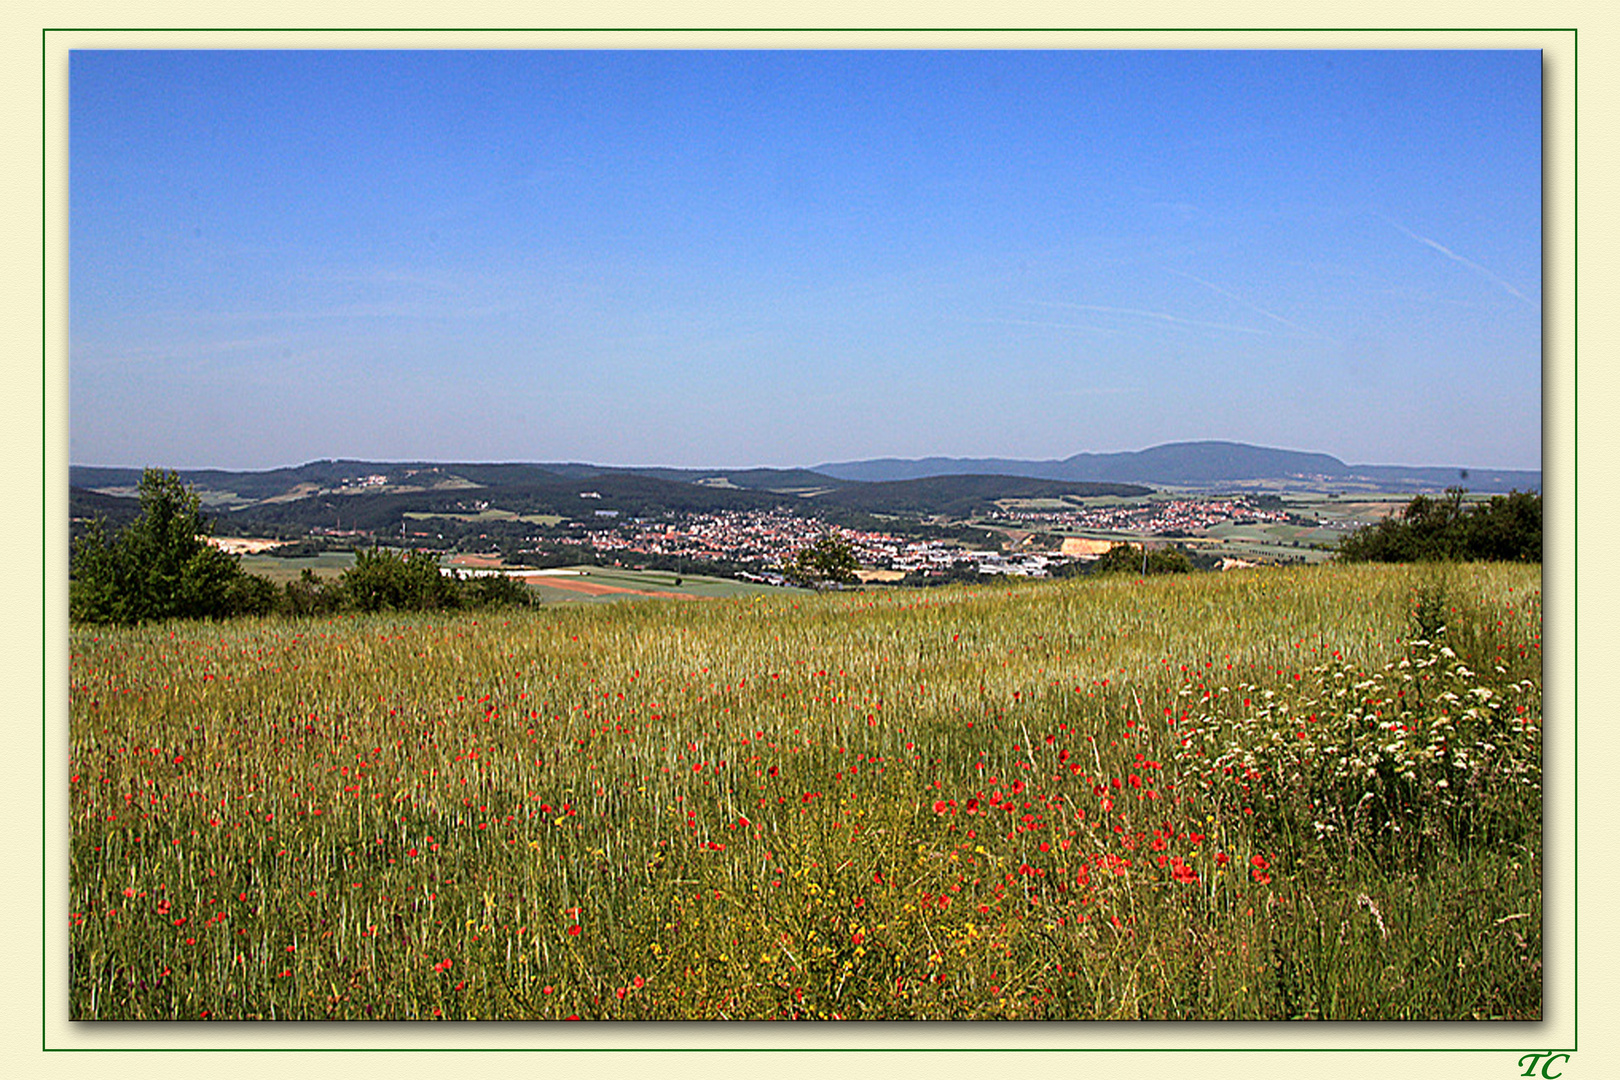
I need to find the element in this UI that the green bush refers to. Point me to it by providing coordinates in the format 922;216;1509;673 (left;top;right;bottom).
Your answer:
337;548;534;613
1337;488;1540;563
340;547;462;613
281;568;344;616
463;571;535;609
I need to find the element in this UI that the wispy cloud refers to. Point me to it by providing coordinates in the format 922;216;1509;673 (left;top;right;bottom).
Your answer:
1028;300;1270;337
1376;213;1538;308
979;317;1122;336
164;301;513;326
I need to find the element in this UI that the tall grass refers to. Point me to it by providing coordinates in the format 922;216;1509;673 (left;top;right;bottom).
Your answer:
68;562;1541;1020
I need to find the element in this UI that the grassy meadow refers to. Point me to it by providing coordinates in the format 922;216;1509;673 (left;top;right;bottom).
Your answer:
67;562;1542;1020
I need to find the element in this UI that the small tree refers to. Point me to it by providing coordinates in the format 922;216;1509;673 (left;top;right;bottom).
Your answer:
70;468;263;624
1088;542;1192;577
786;532;861;589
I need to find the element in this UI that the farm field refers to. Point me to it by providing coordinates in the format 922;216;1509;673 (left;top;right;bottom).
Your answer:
981;490;1374;565
233;555;784;603
404;510;565;527
237;551;357;585
1199;521;1334;564
510;566;794;604
1045;525;1334;566
67;562;1542;1020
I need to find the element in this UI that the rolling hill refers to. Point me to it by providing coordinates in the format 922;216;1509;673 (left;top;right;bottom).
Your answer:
68;441;1540;541
815;440;1540;493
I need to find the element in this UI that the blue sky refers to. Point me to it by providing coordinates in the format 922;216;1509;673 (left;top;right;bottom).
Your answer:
69;49;1542;471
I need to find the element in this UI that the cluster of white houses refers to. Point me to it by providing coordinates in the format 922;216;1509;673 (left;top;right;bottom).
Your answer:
555;510;1129;580
992;496;1291;534
421;497;1295;584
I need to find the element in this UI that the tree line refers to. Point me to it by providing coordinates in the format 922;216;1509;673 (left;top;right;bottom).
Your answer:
1335;488;1541;564
70;470;533;625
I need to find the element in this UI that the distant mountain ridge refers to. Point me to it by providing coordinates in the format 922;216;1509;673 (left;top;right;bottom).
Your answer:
69;441;1542;511
815;440;1540;493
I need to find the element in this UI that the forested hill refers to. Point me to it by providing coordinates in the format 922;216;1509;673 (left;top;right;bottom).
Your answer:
69;461;1146;536
815;440;1540;493
69;440;1539;539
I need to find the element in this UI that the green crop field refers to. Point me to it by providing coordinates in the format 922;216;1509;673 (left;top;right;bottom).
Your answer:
68;562;1541;1020
237;551;358;585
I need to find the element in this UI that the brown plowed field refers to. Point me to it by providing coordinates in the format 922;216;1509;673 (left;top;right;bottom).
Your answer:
511;573;693;601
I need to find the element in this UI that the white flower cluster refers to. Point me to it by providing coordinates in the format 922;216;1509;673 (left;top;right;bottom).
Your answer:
1171;632;1540;851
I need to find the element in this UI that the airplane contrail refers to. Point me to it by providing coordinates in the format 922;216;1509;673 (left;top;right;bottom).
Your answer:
1163;268;1319;337
1377;213;1538;308
1029;299;1270;336
981;316;1121;336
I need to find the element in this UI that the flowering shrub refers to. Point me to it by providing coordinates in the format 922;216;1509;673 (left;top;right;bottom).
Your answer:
1185;627;1540;864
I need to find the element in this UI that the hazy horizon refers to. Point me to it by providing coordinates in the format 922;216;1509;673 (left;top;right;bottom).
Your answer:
70;50;1542;473
67;437;1544;478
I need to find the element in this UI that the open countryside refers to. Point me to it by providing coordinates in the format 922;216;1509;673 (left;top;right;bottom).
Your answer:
215;490;1498;600
67;456;1542;1020
73;443;1537;606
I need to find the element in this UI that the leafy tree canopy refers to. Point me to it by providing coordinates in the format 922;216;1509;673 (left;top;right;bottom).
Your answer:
1086;542;1193;577
1336;489;1541;564
337;548;534;613
786;532;861;589
70;468;264;624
